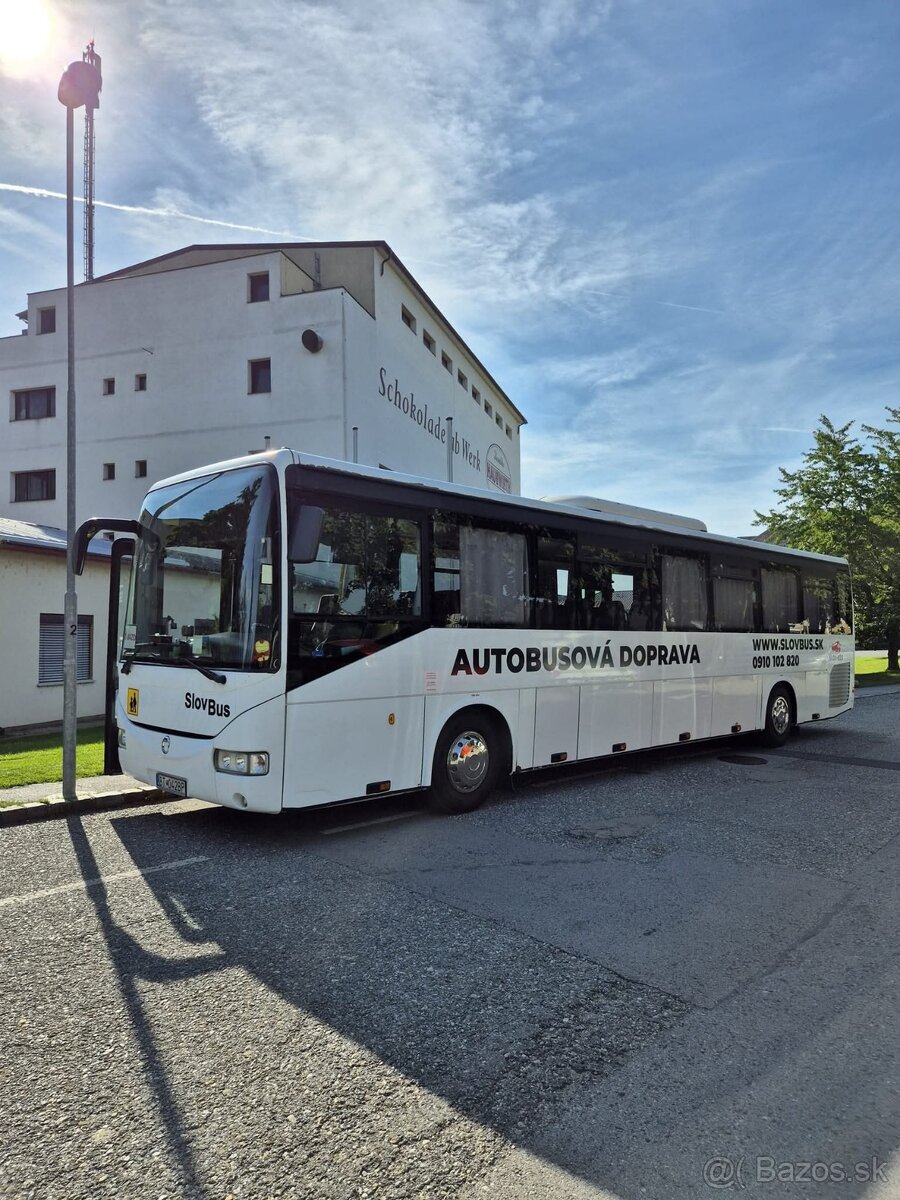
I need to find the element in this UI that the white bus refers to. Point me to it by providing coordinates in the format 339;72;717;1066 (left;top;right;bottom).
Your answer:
90;448;854;815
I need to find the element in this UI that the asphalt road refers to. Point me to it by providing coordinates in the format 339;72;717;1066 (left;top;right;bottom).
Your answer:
1;690;899;1200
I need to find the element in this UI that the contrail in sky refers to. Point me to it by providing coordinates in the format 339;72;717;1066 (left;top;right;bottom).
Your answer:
584;287;724;316
0;182;309;239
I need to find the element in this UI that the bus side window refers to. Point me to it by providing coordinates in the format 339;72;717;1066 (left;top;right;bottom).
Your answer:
535;532;576;629
802;572;834;634
627;568;661;630
712;577;756;632
761;566;801;633
432;514;462;626
661;553;708;632
833;570;853;634
459;524;528;627
432;514;529;628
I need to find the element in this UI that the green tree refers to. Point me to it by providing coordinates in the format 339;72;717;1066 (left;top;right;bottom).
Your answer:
755;408;900;672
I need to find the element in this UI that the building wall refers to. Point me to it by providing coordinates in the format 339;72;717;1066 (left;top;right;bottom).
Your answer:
354;259;520;491
0;549;110;730
0;244;523;529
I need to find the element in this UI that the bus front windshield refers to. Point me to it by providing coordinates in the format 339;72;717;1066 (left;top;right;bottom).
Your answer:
126;464;279;672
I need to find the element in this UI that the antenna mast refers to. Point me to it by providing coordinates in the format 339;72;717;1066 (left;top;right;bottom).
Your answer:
82;40;102;281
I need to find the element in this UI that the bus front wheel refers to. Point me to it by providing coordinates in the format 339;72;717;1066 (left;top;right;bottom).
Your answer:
429;712;502;814
762;684;794;747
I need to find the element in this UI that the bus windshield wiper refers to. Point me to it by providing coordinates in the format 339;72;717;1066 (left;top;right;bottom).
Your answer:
121;647;226;684
168;655;227;685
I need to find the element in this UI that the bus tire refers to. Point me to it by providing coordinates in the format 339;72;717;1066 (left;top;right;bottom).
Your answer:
429;711;502;814
762;684;793;747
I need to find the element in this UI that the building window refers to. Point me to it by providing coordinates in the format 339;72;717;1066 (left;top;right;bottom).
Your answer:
38;614;92;685
248;272;269;303
249;358;271;394
135;460;147;478
13;387;55;421
441;351;452;373
13;469;55;502
401;305;416;332
103;463;115;481
505;423;512;438
423;329;436;355
134;373;147;392
102;377;115;396
496;413;503;428
472;386;481;406
484;400;493;418
37;307;56;334
457;369;468;390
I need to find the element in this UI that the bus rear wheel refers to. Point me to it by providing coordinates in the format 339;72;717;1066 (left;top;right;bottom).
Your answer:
429;712;501;814
762;684;794;747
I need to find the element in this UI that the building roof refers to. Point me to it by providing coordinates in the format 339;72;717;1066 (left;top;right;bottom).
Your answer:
84;241;527;426
0;517;112;561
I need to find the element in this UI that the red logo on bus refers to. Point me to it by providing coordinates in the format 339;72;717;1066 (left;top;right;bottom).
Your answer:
831;641;841;653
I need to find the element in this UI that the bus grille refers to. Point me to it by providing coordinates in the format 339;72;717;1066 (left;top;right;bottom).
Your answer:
829;662;852;708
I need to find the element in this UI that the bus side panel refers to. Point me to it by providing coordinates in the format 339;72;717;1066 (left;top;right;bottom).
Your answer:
533;686;580;767
710;675;762;737
652;678;713;745
282;696;426;807
578;681;653;759
516;688;537;770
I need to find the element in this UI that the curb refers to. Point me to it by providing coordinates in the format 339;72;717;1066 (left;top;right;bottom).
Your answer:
0;787;165;828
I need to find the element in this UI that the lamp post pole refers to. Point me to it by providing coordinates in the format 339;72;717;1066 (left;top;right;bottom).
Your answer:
62;103;78;800
58;56;102;802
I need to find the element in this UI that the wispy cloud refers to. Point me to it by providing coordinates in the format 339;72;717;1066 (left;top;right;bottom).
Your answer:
0;183;308;238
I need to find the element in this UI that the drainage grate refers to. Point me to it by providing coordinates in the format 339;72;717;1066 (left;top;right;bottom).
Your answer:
717;754;768;766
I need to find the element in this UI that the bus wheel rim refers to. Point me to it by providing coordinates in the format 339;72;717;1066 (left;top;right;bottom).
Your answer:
771;695;790;734
447;732;490;794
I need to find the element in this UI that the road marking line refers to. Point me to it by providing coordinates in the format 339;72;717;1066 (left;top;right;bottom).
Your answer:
0;856;209;908
321;811;423;836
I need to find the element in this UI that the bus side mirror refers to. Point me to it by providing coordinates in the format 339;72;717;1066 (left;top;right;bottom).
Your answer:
288;502;324;563
72;517;155;575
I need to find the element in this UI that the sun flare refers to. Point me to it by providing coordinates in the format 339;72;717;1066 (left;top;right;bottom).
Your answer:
0;0;53;74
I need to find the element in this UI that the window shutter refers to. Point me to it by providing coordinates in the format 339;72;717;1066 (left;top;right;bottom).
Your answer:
39;614;92;684
77;621;92;682
38;615;64;684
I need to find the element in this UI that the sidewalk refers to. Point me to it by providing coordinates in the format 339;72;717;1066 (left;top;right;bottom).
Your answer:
0;772;161;827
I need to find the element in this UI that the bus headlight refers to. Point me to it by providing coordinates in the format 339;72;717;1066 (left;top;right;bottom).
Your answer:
214;750;269;776
117;727;126;748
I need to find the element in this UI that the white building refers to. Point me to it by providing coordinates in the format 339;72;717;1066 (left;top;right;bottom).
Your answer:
0;518;112;734
0;241;525;732
1;241;525;529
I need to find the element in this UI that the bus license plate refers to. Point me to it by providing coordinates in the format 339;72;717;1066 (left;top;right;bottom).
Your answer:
156;772;187;798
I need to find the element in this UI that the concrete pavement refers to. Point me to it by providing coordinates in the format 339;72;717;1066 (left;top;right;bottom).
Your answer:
0;689;898;1198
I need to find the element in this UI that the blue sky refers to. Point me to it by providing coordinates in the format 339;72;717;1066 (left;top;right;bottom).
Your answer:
1;0;898;534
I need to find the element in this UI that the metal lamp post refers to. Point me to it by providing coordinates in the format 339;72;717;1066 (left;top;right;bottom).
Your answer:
58;58;101;801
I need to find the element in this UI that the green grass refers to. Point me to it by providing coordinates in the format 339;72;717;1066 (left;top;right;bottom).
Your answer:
855;656;900;688
0;728;105;789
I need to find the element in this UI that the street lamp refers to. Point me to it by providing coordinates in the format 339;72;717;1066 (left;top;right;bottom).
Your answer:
58;57;101;802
